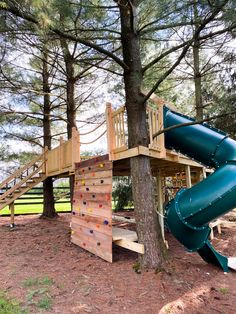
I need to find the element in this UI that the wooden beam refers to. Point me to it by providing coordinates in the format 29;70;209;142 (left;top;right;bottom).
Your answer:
112;215;135;224
114;239;144;254
112;227;138;241
112;227;144;255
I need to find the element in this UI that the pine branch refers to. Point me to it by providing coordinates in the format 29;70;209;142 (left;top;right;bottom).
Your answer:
2;4;129;70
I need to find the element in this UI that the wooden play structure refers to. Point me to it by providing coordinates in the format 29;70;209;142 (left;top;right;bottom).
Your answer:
0;94;213;262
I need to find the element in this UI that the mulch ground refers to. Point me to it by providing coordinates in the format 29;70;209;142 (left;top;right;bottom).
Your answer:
0;212;235;313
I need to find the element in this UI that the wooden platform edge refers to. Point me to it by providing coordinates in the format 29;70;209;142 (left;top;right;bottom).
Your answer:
113;239;144;255
112;227;144;255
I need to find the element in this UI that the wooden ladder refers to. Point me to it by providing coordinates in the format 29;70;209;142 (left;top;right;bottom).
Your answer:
0;153;47;211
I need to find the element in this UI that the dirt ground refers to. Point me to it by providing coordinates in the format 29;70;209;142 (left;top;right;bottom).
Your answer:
0;213;235;314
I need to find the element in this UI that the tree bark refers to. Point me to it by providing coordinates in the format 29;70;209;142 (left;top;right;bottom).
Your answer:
41;48;57;218
193;2;203;120
60;37;77;208
119;0;166;269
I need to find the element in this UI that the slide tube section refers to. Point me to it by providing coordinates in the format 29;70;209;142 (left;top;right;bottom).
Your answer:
164;106;236;272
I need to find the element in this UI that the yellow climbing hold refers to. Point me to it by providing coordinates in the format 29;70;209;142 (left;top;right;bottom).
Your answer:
71;230;75;234
99;163;104;168
88;208;93;213
81;180;85;185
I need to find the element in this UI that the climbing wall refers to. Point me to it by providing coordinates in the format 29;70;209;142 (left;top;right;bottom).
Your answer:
71;155;113;262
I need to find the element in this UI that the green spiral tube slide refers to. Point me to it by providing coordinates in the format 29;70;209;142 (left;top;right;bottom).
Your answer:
164;106;236;272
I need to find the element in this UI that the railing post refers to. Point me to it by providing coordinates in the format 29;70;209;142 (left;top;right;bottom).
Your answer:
59;137;64;173
43;146;48;176
72;127;80;171
157;103;166;158
106;103;115;160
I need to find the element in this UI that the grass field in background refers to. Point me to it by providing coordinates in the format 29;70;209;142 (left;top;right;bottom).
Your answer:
0;194;71;216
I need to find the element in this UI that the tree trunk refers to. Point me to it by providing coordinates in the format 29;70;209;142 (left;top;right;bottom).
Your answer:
193;2;203;120
60;37;77;208
119;0;166;269
41;48;57;218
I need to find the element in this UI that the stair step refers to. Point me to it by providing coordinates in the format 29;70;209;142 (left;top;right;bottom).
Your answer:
26;181;35;185
14;190;22;193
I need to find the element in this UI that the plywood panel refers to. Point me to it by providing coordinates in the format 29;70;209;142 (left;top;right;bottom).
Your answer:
71;233;112;262
75;170;112;180
75;177;112;186
73;197;111;215
71;155;113;262
72;215;112;236
73;191;111;203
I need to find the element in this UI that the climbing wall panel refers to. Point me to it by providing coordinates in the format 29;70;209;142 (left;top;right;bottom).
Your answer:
71;155;113;262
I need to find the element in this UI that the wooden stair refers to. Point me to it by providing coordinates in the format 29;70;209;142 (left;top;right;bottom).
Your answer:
0;153;47;211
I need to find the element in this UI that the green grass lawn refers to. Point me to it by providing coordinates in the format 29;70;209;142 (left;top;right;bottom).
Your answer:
1;195;133;216
1;194;71;215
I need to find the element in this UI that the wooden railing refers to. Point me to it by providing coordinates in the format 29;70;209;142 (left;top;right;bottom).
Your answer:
0;153;46;192
0;128;81;211
106;94;167;159
46;128;80;176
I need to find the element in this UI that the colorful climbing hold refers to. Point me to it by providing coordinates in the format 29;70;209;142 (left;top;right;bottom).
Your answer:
99;163;104;168
72;211;76;215
90;230;94;234
104;220;109;225
97;242;101;246
83;242;86;247
92;172;95;177
92;194;96;198
88;167;91;170
99;204;103;208
71;230;74;234
80;194;83;198
96;224;100;228
81;180;85;185
100;180;104;184
88;208;93;213
86;187;89;191
83;201;86;205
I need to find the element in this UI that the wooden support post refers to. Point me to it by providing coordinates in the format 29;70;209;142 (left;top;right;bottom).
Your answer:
9;202;15;228
156;171;168;247
202;167;207;179
185;165;192;188
196;169;202;183
105;103;115;160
